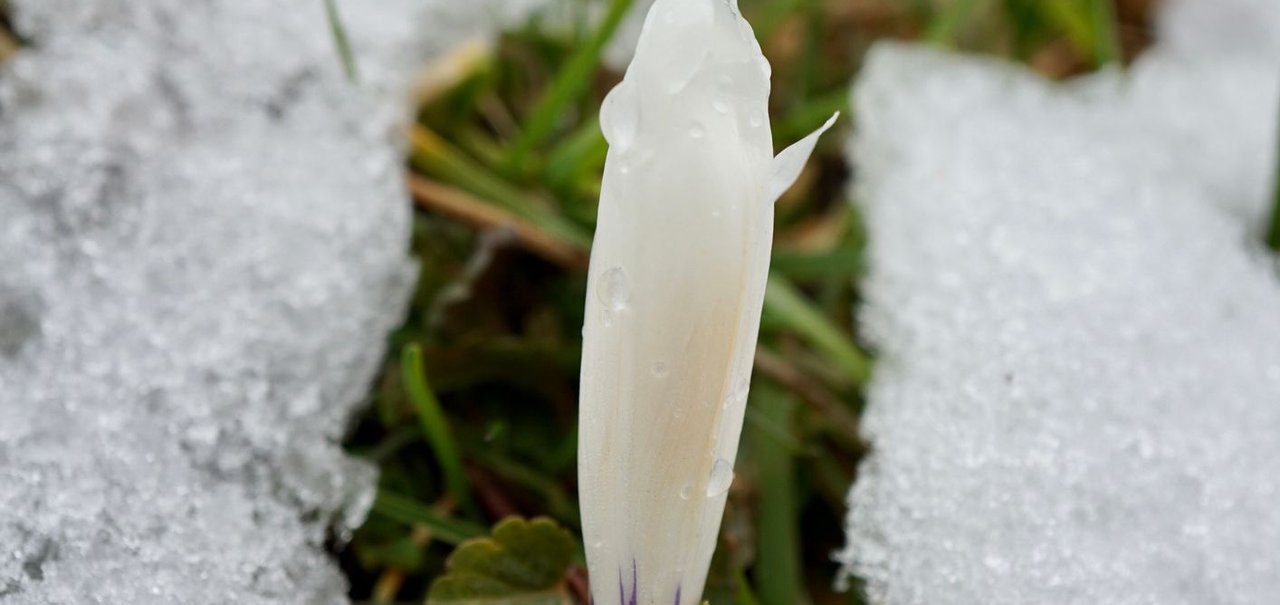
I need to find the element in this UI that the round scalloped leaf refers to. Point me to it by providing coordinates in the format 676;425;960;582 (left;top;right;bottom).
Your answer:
427;516;576;605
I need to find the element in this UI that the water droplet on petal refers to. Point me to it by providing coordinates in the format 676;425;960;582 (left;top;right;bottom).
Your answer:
713;99;729;114
600;80;639;151
651;361;669;378
722;380;749;409
689;123;706;139
679;482;693;500
707;459;734;497
597;267;630;312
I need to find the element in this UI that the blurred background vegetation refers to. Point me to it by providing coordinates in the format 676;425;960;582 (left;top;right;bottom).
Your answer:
324;0;1157;603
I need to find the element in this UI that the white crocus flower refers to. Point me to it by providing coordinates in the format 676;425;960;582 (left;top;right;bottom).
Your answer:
577;0;837;603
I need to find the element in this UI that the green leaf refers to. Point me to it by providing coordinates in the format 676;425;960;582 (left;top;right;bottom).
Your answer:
427;517;577;605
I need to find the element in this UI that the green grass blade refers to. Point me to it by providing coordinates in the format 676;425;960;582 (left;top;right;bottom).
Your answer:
925;0;982;47
763;273;871;385
1088;0;1121;67
770;248;863;281
543;117;608;193
322;0;359;81
505;0;635;172
464;447;581;525
1268;95;1280;251
370;490;486;545
1034;0;1093;60
774;89;850;144
745;404;807;455
751;0;804;41
402;343;471;508
732;565;763;605
410;126;593;249
751;383;809;605
795;0;824;98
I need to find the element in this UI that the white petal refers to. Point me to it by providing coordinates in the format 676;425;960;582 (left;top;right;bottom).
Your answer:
579;0;782;604
767;111;840;203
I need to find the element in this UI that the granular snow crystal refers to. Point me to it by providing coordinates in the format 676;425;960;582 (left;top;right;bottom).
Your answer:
838;0;1280;603
0;1;509;603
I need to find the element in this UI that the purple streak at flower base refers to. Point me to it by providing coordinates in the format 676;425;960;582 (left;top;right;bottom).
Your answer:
630;560;639;605
608;560;684;604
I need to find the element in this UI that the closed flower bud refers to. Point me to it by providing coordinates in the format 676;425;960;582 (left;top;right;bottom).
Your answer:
578;1;836;603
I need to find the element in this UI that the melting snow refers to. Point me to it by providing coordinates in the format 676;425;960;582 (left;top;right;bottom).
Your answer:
0;0;510;602
839;0;1280;603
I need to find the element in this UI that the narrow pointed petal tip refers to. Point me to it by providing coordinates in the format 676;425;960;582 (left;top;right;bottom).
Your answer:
579;3;837;605
768;111;841;203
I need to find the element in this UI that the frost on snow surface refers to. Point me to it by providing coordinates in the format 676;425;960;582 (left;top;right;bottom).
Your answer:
839;0;1280;603
0;1;499;603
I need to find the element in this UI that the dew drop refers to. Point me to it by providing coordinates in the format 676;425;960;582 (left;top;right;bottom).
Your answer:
600;80;639;151
706;459;734;497
689;123;706;139
712;99;729;114
679;481;693;500
596;267;630;312
756;56;772;79
651;361;669;379
722;380;749;409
